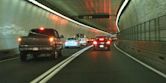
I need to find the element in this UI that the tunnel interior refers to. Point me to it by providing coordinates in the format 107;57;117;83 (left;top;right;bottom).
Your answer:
0;0;166;74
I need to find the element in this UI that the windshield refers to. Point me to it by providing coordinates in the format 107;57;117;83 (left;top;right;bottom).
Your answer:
28;29;57;37
67;38;76;40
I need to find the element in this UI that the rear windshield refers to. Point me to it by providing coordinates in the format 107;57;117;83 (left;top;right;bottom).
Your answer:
95;36;109;40
67;38;76;40
96;36;107;38
28;29;58;37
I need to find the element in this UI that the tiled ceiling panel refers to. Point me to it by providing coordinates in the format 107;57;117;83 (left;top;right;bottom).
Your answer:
36;0;124;33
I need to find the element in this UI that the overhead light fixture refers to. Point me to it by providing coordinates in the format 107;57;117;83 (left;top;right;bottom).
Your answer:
27;0;109;34
116;0;129;32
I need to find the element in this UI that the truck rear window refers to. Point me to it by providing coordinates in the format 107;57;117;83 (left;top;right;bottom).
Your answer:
28;29;59;37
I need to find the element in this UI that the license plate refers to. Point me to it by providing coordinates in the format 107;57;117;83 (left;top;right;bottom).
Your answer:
100;42;104;44
99;45;104;48
33;47;39;51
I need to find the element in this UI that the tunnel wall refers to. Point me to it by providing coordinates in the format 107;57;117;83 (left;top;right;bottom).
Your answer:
118;0;166;73
0;0;108;58
0;0;107;50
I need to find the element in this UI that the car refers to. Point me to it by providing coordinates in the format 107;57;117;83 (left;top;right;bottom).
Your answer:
111;37;118;41
79;38;88;46
92;35;112;50
87;38;95;45
75;33;88;46
64;38;80;48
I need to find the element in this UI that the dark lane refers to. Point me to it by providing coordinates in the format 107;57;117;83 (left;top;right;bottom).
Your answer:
49;46;166;83
0;47;84;83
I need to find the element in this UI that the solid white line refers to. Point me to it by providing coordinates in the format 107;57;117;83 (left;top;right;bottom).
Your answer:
0;57;18;63
30;46;92;83
116;0;129;32
30;55;73;83
114;43;166;79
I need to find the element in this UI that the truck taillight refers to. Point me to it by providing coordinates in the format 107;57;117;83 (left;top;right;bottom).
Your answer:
17;38;22;42
93;41;97;45
49;37;54;42
39;27;45;31
106;41;111;45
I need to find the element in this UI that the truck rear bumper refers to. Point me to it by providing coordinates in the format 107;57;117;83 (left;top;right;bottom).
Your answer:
20;47;53;51
19;46;54;52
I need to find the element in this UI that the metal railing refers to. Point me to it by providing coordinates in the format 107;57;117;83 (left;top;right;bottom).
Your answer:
119;14;166;41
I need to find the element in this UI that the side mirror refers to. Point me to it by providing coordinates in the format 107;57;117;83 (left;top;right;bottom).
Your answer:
60;35;64;38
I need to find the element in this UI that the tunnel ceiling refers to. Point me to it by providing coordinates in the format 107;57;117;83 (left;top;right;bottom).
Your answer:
36;0;124;33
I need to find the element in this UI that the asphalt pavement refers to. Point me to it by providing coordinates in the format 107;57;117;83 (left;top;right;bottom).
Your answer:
0;47;83;83
0;45;166;83
48;46;166;83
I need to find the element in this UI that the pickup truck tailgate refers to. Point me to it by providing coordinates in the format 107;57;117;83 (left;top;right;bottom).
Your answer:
20;37;50;45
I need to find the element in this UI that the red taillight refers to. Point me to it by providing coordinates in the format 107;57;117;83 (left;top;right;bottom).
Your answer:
39;27;45;31
106;41;111;45
93;41;97;45
49;37;54;42
99;38;104;41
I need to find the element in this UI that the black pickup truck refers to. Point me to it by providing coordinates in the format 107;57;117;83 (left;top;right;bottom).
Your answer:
18;28;63;61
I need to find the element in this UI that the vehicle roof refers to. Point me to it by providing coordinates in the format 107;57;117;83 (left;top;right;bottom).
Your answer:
31;28;56;31
96;35;108;38
29;28;59;37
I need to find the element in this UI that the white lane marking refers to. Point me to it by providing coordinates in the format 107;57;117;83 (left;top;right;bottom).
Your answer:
0;57;18;63
30;45;92;83
114;43;166;79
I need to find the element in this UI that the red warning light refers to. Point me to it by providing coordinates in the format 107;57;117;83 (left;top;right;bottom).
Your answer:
39;27;45;31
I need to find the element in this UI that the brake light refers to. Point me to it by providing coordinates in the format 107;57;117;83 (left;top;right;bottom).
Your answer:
39;27;45;31
17;37;22;42
106;41;111;45
49;37;54;42
93;41;97;45
99;38;104;41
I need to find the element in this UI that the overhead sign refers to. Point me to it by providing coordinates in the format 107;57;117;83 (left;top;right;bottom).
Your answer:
76;14;113;19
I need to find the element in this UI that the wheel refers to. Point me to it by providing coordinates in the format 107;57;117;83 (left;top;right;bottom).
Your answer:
20;53;27;62
106;47;110;51
51;50;58;60
65;47;69;48
33;54;38;59
58;50;62;57
93;47;97;51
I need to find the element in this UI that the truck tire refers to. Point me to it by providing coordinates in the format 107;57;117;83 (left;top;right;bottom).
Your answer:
51;50;58;60
20;53;27;62
58;50;62;57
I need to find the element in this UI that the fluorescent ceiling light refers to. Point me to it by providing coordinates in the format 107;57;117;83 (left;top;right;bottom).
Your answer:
28;0;109;34
116;0;129;32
